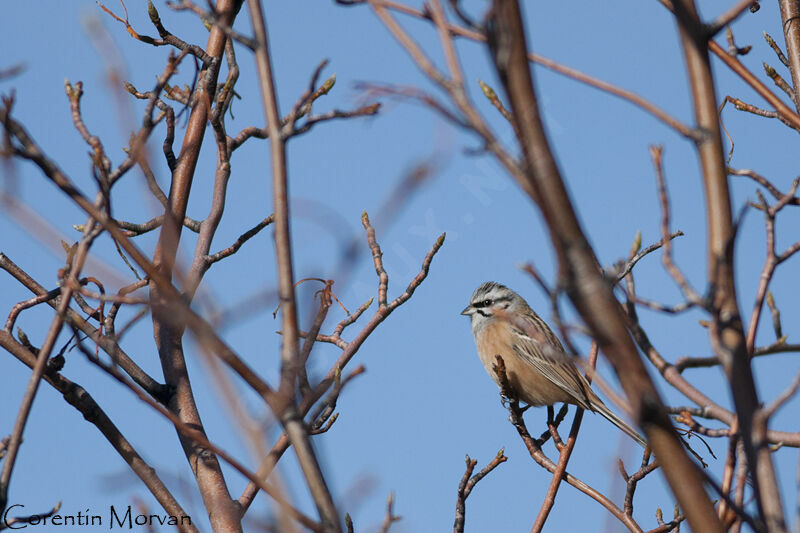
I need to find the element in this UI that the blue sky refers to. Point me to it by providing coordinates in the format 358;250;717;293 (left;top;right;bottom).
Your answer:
2;1;799;531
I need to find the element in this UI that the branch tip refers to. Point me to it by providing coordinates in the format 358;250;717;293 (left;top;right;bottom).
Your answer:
631;230;642;256
147;0;158;22
478;79;495;98
321;73;337;94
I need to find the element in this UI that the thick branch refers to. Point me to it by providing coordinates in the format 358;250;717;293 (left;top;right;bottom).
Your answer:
671;1;786;529
779;0;800;113
485;2;723;531
143;0;245;530
0;331;197;533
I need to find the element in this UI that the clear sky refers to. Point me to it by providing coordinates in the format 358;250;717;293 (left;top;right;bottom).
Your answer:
2;1;799;532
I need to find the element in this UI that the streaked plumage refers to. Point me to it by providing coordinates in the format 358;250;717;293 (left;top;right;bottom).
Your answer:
461;282;646;447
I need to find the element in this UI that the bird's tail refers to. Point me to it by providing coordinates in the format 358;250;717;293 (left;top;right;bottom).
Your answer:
593;402;647;447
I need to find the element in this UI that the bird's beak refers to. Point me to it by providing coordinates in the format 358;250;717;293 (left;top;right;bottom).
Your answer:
460;305;474;316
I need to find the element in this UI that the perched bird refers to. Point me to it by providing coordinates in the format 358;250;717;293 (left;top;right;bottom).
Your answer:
461;281;646;447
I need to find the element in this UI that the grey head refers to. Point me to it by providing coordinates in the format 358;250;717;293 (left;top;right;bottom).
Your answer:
460;282;528;334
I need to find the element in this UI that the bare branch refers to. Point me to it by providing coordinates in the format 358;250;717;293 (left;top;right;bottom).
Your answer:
491;356;643;533
764;32;790;67
248;1;340;529
453;451;507;533
379;492;401;533
778;0;800;112
706;0;760;36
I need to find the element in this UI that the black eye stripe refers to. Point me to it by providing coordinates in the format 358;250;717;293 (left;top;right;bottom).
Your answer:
471;294;513;308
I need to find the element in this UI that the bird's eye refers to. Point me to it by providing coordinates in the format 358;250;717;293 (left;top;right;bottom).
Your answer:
482;299;492;307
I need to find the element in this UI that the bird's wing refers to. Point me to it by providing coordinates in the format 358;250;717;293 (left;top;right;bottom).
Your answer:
509;317;594;410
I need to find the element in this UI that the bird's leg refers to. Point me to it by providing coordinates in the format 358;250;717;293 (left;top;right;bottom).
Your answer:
499;391;511;408
493;355;515;408
493;355;530;429
547;405;566;450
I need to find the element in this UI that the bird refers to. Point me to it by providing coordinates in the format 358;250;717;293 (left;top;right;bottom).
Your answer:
461;281;646;447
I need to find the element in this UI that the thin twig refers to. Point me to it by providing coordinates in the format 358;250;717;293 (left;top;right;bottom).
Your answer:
453;451;507;533
379;492;401;533
707;0;760;36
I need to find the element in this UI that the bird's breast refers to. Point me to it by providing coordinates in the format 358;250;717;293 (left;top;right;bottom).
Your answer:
474;320;574;406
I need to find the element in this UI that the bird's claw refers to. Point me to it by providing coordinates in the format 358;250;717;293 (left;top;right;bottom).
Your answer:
499;393;511;408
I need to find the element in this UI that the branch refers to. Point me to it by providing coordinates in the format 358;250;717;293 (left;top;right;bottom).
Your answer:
621;449;659;517
485;2;723;531
1;501;62;530
670;2;786;528
612;230;685;285
0;331;197;532
706;0;760;36
729;167;800;205
378;492;401;533
779;0;800;112
745;185;799;354
345;0;697;139
206;215;275;265
2;81;291;494
452;451;507;533
132;1;246;529
67;332;321;532
530;342;601;532
707;36;800;131
241;218;445;517
248;1;340;530
492;356;643;533
0;207;99;515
